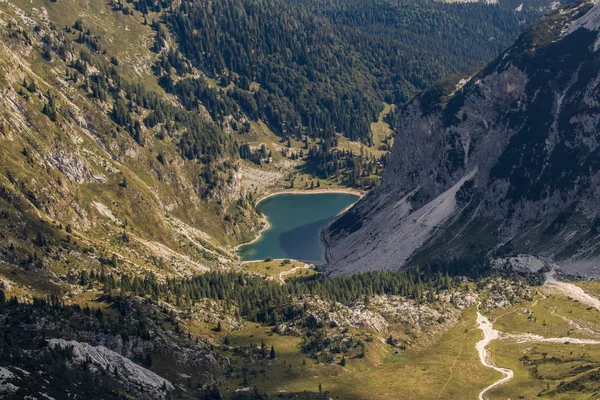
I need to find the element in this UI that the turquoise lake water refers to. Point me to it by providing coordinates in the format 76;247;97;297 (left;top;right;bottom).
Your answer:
237;193;359;263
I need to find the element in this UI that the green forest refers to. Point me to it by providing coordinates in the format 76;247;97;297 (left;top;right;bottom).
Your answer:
159;0;559;143
37;0;566;194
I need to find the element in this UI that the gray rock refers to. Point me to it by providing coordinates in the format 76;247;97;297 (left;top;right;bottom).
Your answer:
48;338;173;399
324;0;600;276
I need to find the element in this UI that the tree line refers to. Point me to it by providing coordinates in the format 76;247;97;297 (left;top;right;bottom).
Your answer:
63;266;465;326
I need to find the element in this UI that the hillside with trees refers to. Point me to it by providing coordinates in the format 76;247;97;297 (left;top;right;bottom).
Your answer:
160;0;563;143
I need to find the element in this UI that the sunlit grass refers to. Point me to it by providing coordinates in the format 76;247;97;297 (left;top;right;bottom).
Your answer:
215;307;497;399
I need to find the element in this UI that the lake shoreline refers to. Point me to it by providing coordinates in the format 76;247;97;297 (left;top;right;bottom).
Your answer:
233;216;271;252
254;187;365;206
233;188;364;258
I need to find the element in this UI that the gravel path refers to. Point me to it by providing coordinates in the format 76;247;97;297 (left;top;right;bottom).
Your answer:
476;269;600;399
476;306;514;400
279;264;311;284
545;268;600;311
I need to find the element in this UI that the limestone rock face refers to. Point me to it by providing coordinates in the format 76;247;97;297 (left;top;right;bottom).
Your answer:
324;0;600;276
48;339;174;399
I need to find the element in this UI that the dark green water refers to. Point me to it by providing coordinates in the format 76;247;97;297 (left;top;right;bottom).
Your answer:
238;193;359;262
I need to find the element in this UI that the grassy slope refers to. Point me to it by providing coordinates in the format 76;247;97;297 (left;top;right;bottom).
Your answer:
0;0;266;294
0;0;397;298
485;285;600;399
488;339;600;399
576;281;600;298
235;104;395;196
490;290;600;340
213;307;497;399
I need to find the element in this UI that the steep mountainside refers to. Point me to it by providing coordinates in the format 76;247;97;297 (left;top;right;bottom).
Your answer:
0;0;566;296
3;1;600;399
324;0;600;276
0;0;271;297
165;0;562;142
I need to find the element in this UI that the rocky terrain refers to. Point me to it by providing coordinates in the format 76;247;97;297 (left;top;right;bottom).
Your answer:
324;0;600;277
47;338;174;399
0;294;229;399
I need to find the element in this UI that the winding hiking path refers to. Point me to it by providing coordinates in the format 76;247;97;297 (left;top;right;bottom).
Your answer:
476;306;514;400
476;268;600;399
279;264;311;283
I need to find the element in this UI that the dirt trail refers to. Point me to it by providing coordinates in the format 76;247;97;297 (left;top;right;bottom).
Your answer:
476;306;514;400
545;268;600;311
435;333;467;400
279;264;311;284
476;269;600;399
506;333;600;344
491;291;545;324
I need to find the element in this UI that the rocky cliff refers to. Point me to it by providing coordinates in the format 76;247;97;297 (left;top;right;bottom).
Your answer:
324;0;600;276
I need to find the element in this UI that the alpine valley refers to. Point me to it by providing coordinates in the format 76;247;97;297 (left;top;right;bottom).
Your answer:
2;0;600;399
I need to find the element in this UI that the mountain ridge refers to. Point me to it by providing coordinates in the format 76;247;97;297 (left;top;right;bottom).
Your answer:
324;0;600;276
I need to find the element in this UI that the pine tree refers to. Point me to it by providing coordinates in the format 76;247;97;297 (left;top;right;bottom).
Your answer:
35;231;46;247
27;79;37;93
144;353;153;367
386;335;394;346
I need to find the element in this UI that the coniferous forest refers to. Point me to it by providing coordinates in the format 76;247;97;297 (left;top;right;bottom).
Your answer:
157;0;559;143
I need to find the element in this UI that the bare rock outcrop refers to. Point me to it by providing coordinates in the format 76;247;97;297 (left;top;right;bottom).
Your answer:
48;339;174;399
